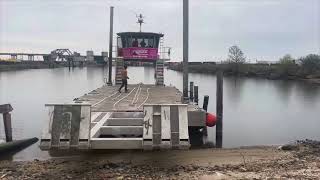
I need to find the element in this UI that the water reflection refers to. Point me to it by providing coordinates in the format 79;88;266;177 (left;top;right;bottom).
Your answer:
0;67;320;160
294;82;320;106
272;80;295;106
224;77;246;107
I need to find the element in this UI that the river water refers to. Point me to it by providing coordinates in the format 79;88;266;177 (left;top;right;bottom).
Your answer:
0;66;320;160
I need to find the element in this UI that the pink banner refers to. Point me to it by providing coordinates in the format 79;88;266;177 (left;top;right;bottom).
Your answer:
122;48;158;60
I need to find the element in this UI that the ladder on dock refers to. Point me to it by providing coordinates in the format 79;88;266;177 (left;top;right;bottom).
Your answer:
40;104;190;150
115;58;124;85
155;59;164;85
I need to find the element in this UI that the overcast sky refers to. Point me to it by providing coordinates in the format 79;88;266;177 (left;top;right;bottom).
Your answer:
0;0;319;62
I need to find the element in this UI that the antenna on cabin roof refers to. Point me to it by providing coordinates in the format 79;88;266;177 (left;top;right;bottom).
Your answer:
136;13;144;32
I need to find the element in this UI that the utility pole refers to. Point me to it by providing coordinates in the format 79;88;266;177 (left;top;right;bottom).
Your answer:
107;6;114;86
183;0;189;102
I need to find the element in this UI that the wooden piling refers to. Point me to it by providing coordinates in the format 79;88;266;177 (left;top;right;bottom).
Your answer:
203;95;209;112
107;6;114;85
202;95;209;137
189;82;194;102
182;0;189;102
216;71;223;148
194;86;199;105
0;104;13;142
3;113;12;142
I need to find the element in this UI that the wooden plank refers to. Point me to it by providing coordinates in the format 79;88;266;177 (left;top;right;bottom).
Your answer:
91;112;102;122
40;106;54;149
161;106;171;140
51;105;63;147
69;105;82;146
41;106;54;140
92;112;107;122
105;118;143;126
143;106;153;140
90;112;112;138
90;138;142;149
59;105;73;149
79;105;91;141
170;106;179;146
153;105;161;145
178;105;189;140
99;126;143;137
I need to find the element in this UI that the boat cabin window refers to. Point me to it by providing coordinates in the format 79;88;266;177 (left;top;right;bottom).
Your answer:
118;35;160;48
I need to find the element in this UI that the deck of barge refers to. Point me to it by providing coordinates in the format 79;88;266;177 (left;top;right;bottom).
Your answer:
77;84;183;112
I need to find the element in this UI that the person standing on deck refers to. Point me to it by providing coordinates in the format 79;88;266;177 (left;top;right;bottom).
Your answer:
118;65;129;93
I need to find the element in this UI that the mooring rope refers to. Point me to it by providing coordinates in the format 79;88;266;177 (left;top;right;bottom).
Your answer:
92;91;118;107
133;85;142;105
131;84;141;105
112;93;122;101
113;87;137;110
137;88;150;109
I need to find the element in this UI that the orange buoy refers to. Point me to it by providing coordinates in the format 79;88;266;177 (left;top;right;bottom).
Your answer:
206;113;217;127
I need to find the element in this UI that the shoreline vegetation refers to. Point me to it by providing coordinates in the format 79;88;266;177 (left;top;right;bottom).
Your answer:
169;46;320;85
168;62;320;85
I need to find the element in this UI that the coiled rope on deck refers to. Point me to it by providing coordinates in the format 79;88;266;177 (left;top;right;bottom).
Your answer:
137;88;150;109
131;84;141;105
92;91;118;107
113;87;137;110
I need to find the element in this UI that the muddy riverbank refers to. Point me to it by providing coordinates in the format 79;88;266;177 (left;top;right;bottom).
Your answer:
1;141;319;179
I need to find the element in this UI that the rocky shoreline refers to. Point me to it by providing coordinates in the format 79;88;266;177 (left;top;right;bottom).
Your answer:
0;140;319;179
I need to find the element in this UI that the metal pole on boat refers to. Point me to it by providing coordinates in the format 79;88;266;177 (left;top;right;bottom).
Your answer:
107;6;114;86
216;71;223;148
183;0;189;102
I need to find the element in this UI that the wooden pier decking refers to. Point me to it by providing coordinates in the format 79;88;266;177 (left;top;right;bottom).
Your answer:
76;84;183;112
40;84;206;150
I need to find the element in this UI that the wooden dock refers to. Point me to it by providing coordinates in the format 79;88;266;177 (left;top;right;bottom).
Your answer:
76;84;182;112
40;84;206;150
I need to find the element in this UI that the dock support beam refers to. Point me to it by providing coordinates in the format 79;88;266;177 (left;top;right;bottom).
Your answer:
0;104;13;142
3;113;12;142
216;71;223;148
107;6;114;86
183;0;189;102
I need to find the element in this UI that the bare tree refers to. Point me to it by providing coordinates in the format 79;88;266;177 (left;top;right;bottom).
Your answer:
299;54;320;75
228;45;246;64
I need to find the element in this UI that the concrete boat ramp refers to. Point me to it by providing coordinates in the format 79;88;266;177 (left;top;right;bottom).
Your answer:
40;84;206;151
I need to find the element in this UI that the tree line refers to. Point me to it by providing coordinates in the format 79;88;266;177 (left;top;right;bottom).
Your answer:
227;45;320;78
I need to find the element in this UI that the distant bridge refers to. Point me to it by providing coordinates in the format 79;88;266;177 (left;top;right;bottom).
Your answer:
0;49;89;62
